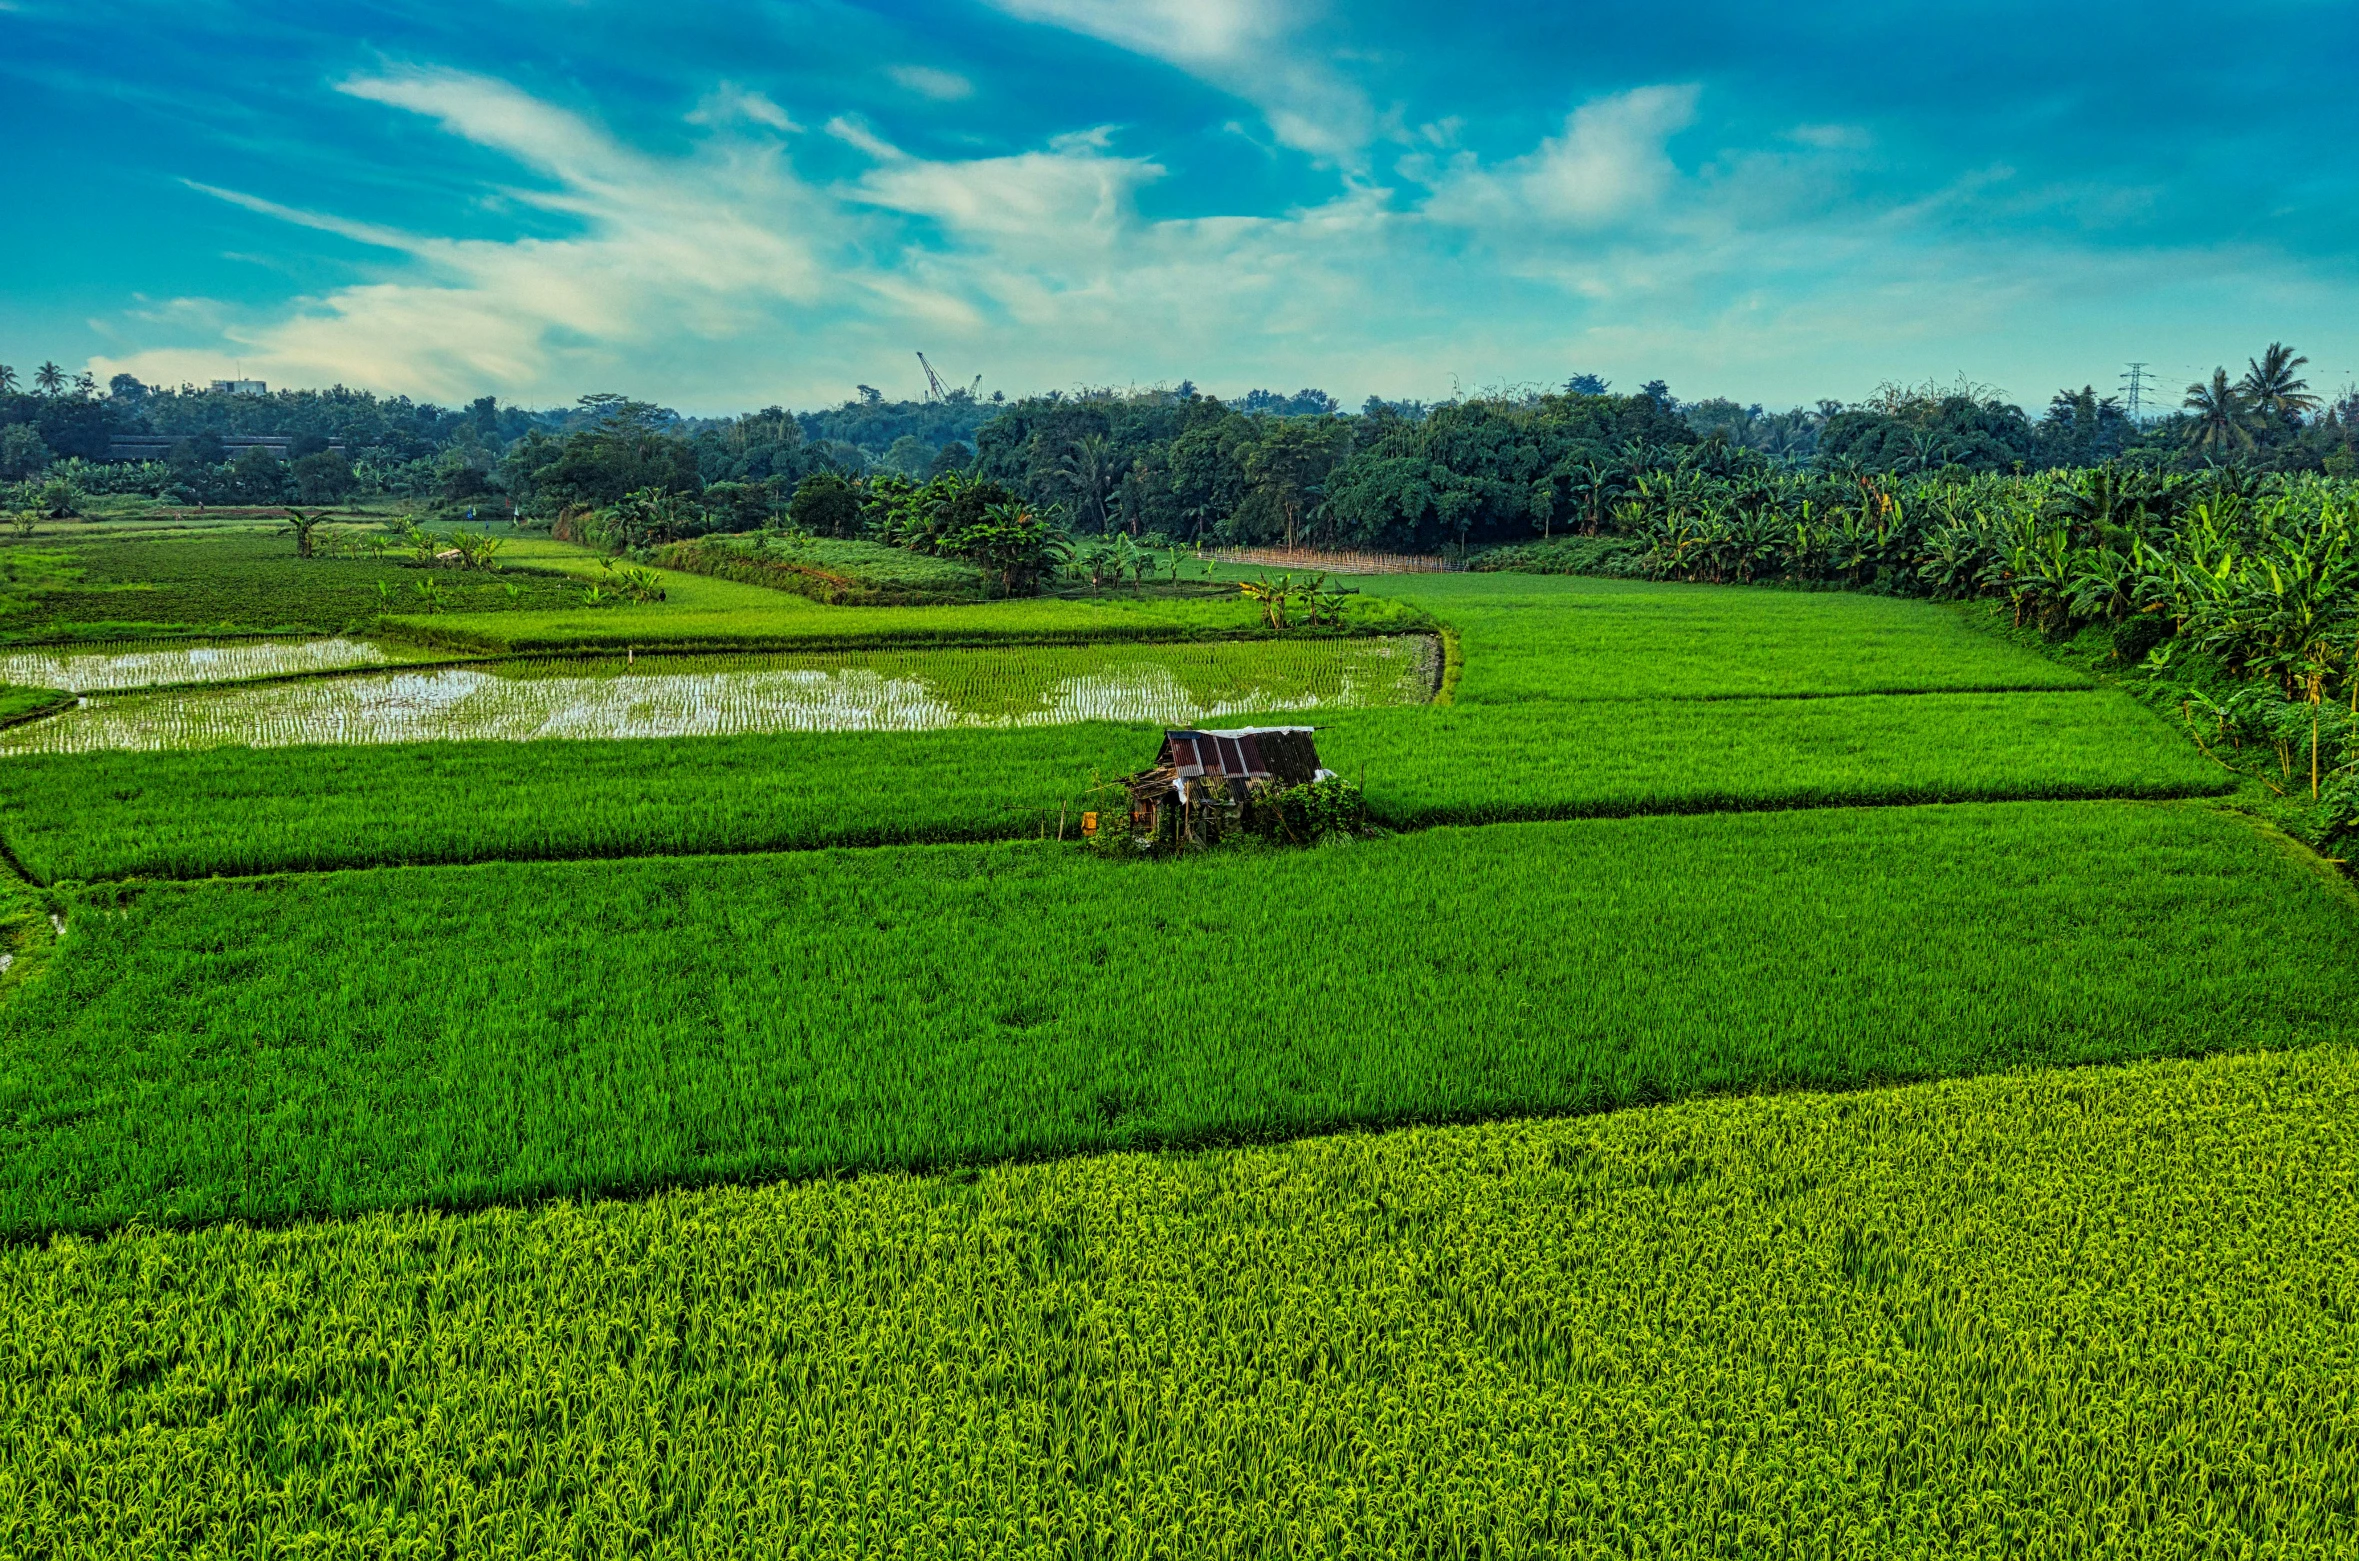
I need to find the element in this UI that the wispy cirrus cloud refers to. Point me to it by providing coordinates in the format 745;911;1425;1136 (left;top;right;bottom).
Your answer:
98;67;842;400
979;0;1374;161
86;65;2351;412
885;64;973;102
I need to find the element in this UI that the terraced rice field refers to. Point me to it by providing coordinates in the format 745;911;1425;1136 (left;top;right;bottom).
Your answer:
2;543;2354;1558
0;637;1439;753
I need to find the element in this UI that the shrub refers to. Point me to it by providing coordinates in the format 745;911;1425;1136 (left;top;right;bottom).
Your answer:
788;472;862;538
1250;776;1367;842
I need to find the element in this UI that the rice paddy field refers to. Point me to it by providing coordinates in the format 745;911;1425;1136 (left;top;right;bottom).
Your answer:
1364;572;2098;702
0;526;2354;1556
0;688;2219;881
0;635;419;691
383;541;1431;652
7;1045;2352;1557
0;532;588;640
0;636;1439;753
5;800;2351;1235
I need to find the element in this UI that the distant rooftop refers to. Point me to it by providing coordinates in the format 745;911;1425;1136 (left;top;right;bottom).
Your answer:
209;379;267;395
106;433;346;462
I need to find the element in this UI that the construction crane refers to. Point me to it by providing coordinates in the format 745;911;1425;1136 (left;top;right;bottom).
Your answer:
916;352;982;403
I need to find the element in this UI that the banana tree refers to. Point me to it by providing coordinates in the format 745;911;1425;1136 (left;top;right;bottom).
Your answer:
285;509;326;559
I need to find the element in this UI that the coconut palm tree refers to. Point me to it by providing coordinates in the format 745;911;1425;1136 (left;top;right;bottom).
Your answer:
2238;342;2320;426
2183;369;2256;454
32;361;64;396
1056;434;1118;534
0;364;16;393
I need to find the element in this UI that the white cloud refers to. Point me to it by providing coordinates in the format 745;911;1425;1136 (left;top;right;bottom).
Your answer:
1786;122;1870;151
886;64;974;102
985;0;1262;61
87;69;2339;412
850;136;1160;244
823;115;905;162
689;83;801;133
339;69;631;187
980;0;1372;161
97;68;841;402
1424;85;1701;230
178;181;420;252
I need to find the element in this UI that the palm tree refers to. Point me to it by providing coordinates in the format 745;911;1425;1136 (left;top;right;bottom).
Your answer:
2238;342;2319;425
32;361;64;396
1903;428;1954;473
0;364;16;394
1056;435;1117;534
2183;369;2255;454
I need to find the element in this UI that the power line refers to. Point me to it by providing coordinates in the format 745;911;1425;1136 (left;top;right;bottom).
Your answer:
2120;361;2157;422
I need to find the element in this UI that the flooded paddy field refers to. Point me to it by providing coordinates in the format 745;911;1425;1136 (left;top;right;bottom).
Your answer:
0;636;1440;753
0;637;425;692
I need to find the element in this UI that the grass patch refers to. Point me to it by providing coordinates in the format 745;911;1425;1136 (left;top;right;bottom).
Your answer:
4;1045;2357;1556
0;690;2218;882
382;591;1423;653
0;801;2348;1234
1470;532;1644;575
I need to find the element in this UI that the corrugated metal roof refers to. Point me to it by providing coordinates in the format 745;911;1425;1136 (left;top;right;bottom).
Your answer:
1155;726;1324;786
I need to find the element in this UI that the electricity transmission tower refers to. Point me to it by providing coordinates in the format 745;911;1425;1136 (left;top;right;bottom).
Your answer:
2120;362;2157;422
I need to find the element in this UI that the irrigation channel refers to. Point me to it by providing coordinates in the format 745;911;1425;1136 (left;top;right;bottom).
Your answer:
0;635;1442;753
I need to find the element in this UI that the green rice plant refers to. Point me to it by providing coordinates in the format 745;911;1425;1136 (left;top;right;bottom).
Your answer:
0;688;2219;883
0;638;1439;757
1;1044;2356;1556
0;683;70;728
379;549;1432;653
1361;572;2094;702
0;532;583;641
1;801;2348;1234
665;534;992;604
0;637;429;694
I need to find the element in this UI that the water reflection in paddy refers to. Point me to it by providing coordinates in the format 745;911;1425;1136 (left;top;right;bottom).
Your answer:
0;637;1440;754
0;637;404;692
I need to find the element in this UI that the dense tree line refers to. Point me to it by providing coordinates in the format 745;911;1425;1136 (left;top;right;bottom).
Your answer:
6;346;2356;545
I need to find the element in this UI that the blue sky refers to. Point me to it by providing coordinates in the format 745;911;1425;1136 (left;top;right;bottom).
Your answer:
4;0;2355;414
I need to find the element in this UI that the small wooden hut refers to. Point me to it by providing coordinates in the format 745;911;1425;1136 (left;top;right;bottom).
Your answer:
1118;726;1332;841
